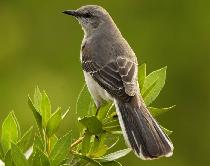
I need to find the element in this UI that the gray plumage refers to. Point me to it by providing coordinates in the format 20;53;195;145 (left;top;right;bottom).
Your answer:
63;5;174;159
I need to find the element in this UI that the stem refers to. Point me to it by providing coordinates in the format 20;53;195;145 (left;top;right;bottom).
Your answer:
44;129;51;155
70;136;84;150
47;136;51;155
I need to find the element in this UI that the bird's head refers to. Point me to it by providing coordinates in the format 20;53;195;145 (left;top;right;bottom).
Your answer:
63;5;115;36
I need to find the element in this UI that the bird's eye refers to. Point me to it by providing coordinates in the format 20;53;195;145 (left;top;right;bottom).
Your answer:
84;12;92;18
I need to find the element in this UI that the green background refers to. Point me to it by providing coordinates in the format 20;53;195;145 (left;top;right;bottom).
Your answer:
0;0;210;165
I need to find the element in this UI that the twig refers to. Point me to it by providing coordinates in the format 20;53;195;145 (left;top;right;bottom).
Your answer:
70;136;84;150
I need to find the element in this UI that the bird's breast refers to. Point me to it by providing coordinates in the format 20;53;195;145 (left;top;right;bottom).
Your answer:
83;71;113;108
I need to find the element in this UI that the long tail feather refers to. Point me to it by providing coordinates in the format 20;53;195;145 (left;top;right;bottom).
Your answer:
114;96;174;160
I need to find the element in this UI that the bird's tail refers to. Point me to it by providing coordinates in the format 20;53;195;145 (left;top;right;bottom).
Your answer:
115;95;174;160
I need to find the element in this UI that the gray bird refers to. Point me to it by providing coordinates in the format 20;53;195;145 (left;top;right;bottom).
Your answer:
63;5;174;160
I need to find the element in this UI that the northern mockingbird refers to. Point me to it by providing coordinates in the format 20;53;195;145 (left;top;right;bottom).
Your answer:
63;5;173;160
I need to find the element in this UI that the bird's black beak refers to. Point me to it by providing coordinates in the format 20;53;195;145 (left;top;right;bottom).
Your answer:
62;10;79;17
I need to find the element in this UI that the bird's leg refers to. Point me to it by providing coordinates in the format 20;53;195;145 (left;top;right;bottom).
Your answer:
95;107;100;116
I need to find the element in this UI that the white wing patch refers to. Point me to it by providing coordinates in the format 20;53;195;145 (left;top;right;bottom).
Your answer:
116;56;138;96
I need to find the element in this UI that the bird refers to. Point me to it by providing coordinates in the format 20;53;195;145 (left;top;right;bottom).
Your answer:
63;5;174;160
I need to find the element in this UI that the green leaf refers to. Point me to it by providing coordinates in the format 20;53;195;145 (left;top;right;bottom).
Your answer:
50;131;72;166
79;116;103;135
88;100;97;116
89;135;108;158
34;86;42;113
103;119;119;128
5;150;14;166
98;148;131;162
40;91;51;127
50;135;58;150
28;96;43;138
33;134;45;152
1;112;19;153
32;147;50;166
12;112;21;140
0;144;4;160
109;131;122;135
46;107;62;137
142;66;167;106
103;126;121;132
160;126;173;136
11;143;28;166
103;134;119;150
149;105;175;117
81;132;92;155
72;153;102;166
102;115;118;126
97;103;113;121
93;144;108;158
76;84;92;118
87;135;97;156
17;126;33;152
27;150;34;165
57;159;69;166
138;63;146;90
103;118;120;132
101;161;122;166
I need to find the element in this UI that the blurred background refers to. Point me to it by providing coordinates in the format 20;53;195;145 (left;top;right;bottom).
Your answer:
0;0;210;165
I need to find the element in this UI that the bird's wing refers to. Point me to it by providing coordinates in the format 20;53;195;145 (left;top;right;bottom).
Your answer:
82;47;138;101
116;56;138;96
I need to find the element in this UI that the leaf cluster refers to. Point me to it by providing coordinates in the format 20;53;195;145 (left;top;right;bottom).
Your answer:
0;64;174;166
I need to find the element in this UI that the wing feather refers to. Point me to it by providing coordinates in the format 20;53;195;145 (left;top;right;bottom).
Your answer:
117;56;138;96
81;42;138;101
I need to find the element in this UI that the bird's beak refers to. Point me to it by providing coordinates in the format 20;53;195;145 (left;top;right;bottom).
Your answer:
62;10;79;17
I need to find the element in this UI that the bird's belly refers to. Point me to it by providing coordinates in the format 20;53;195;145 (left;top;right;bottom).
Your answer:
83;71;113;108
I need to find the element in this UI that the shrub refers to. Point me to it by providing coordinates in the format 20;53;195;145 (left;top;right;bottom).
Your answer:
0;64;174;166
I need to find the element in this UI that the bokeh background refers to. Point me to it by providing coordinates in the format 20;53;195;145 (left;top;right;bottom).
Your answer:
0;0;210;165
